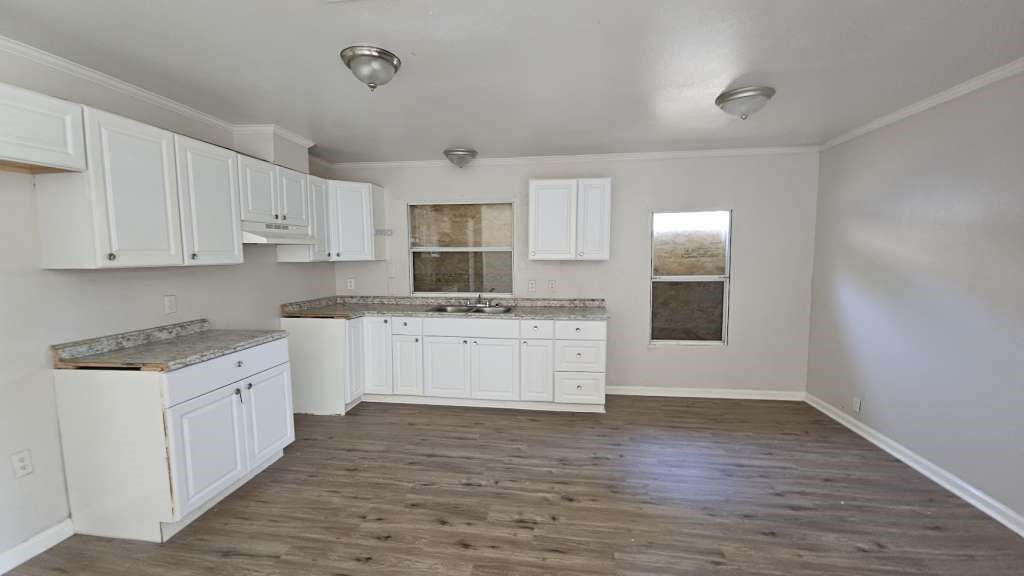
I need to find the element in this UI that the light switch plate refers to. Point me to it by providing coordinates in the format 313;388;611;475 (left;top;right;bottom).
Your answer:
346;278;356;290
547;279;557;290
528;280;537;292
162;294;177;315
853;396;863;414
11;450;33;478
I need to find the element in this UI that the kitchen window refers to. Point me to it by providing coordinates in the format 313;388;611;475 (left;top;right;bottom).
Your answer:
409;202;514;295
650;210;731;344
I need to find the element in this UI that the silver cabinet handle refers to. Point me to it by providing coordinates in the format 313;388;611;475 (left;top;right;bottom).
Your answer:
282;214;287;221
191;253;198;260
532;325;539;330
578;252;583;256
402;322;407;327
522;340;527;345
234;388;243;404
383;319;388;324
462;340;468;344
473;340;478;345
274;214;280;220
235;360;244;368
530;251;536;256
575;327;582;333
107;252;116;261
246;382;253;390
576;353;583;358
576;384;583;390
414;338;419;343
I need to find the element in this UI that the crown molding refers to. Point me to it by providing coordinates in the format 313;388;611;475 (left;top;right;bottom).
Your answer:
0;34;317;149
822;55;1024;151
232;124;315;149
331;145;820;169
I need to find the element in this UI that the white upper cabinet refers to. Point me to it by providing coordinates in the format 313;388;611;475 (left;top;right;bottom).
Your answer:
329;181;387;261
0;81;85;171
174;135;243;266
529;179;577;260
310;176;331;261
575;178;612;260
277;166;309;227
238;155;278;224
36;107;183;268
528;178;611;261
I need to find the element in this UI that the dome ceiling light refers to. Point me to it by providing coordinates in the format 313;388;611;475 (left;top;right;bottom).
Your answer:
715;86;776;119
339;46;401;91
443;148;478;168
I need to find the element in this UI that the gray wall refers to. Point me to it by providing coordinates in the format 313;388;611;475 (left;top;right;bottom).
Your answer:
807;73;1024;516
0;54;335;554
331;151;820;395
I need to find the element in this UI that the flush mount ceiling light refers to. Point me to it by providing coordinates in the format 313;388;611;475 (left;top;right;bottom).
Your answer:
715;86;776;119
339;45;401;91
443;148;478;168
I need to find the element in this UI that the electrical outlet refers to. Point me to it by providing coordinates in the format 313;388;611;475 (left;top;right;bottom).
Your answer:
853;396;863;414
547;279;557;290
528;279;537;292
346;278;356;290
162;294;177;315
11;450;33;478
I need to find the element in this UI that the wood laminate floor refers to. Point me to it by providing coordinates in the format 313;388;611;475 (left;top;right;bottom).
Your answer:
15;397;1024;575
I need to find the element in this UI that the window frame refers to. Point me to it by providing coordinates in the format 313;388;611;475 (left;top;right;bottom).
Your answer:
648;210;732;347
406;199;517;298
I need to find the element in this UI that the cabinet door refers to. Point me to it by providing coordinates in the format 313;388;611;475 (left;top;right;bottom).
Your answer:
363;317;393;394
392;334;423;396
86;108;183;267
278;167;309;227
469;338;519;400
348;318;365;402
243;364;295;469
174;136;243;265
423;336;470;398
166;383;247;518
0;82;85;170
309;176;331;261
576;178;611;260
238;155;277;223
332;181;374;260
529;179;577;260
520;339;554;402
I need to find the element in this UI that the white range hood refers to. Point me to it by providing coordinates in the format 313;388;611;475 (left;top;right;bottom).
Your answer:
241;221;315;245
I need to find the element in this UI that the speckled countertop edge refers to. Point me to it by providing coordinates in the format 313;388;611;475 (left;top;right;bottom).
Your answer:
281;296;609;321
52;319;288;372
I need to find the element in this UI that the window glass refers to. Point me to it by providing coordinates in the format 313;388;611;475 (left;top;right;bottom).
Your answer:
651;281;726;341
652;211;729;276
412;252;513;294
410;203;513;248
410;203;514;295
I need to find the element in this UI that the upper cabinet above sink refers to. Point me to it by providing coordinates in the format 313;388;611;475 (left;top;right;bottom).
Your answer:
0;81;85;171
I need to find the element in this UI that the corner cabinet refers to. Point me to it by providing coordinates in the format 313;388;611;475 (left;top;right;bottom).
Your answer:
0;81;86;171
528;178;611;261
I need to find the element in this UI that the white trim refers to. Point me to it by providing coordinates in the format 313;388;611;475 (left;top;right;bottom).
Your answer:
363;394;605;413
805;393;1024;540
607;386;806;401
822;56;1024;150
0;519;74;574
334;146;819;169
232;124;315;149
0;34;233;132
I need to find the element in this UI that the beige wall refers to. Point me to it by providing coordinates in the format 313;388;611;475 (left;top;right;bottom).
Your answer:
0;54;334;555
330;151;820;394
808;74;1024;517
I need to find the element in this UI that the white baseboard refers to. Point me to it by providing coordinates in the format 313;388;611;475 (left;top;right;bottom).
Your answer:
0;519;74;574
606;386;806;401
805;393;1024;539
363;394;605;413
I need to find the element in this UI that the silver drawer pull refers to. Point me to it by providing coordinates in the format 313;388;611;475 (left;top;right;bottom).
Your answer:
576;353;583;358
575;327;582;333
576;384;583;390
235;360;244;368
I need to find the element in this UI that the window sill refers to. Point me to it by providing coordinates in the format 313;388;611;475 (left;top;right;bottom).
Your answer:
648;340;727;348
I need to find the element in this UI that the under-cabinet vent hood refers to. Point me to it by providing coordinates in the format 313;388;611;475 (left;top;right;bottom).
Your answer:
242;222;315;245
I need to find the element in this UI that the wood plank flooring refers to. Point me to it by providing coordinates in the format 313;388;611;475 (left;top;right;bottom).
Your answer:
14;397;1024;575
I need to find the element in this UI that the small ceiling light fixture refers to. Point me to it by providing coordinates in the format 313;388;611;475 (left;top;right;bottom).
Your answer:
715;86;776;119
339;45;401;91
443;147;478;168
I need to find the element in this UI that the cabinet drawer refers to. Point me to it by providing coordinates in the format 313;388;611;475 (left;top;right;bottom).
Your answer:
555;321;606;341
554;340;606;372
391;317;422;335
519;320;554;339
555;372;605;404
422;317;518;339
163;338;289;407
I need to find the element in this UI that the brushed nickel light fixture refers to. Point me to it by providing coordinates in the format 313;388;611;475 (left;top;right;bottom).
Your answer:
339;46;401;91
715;86;776;119
443;148;478;168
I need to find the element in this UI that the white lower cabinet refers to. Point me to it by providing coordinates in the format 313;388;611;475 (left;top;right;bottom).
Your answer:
166;382;248;517
54;340;294;543
363;316;392;394
423;336;471;398
555;372;606;404
392;334;423;395
469;338;519;400
520;339;554;401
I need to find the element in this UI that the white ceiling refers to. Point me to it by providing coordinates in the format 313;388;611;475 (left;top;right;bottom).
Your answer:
2;0;1023;163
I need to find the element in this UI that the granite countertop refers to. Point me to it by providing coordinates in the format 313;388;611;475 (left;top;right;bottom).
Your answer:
281;296;609;321
52;319;287;372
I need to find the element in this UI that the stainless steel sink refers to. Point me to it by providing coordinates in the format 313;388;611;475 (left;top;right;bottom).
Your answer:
429;305;475;313
427;304;512;314
475;305;511;314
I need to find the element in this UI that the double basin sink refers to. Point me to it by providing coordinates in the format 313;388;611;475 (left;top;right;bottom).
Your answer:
428;304;512;314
